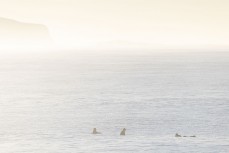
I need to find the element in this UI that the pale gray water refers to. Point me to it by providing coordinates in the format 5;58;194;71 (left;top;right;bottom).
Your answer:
0;52;229;153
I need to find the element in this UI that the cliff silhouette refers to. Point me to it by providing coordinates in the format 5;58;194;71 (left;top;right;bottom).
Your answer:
0;17;50;44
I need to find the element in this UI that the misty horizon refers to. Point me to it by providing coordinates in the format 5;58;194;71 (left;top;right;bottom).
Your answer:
1;0;229;51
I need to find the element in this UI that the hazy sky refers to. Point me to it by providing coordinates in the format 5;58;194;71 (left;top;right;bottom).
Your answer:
0;0;229;50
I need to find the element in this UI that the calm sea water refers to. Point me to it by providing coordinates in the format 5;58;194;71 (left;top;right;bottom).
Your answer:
0;51;229;153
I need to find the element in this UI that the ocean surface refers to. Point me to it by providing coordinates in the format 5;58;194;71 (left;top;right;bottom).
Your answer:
0;51;228;153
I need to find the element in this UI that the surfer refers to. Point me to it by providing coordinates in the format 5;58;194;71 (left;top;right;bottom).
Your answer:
120;128;126;135
92;128;101;134
175;133;182;137
175;133;196;137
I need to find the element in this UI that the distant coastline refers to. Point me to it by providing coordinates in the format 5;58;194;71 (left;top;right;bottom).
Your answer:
0;17;50;44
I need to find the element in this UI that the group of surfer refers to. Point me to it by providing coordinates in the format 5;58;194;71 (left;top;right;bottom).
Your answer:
92;128;126;135
92;128;195;137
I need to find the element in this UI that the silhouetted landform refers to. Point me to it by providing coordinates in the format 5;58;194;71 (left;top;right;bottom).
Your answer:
95;40;154;50
0;17;50;44
92;128;101;134
120;128;126;135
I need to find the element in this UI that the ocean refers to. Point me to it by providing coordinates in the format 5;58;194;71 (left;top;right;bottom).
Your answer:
0;51;228;152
